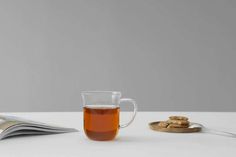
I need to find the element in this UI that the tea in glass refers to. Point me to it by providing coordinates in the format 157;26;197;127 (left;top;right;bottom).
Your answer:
83;105;119;141
82;91;137;141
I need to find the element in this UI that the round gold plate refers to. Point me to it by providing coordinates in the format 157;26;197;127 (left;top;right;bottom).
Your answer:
149;121;201;133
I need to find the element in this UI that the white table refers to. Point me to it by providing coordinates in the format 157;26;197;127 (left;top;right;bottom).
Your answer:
0;112;235;157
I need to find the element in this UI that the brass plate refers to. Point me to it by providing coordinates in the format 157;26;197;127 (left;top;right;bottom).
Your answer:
149;121;201;133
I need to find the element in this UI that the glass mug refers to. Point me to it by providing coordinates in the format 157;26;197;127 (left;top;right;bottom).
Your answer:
82;91;137;141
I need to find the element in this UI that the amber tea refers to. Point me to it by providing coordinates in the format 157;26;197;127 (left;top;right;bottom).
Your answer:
83;105;120;141
82;91;137;141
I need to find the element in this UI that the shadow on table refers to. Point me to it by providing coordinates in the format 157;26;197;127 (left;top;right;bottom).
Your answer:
1;133;55;141
114;132;205;143
114;135;167;143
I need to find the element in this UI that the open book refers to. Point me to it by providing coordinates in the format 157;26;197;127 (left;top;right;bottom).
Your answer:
0;115;78;140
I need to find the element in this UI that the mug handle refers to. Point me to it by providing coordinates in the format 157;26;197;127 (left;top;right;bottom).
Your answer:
119;98;137;128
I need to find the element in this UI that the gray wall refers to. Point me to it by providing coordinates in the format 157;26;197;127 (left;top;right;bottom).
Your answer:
0;0;236;112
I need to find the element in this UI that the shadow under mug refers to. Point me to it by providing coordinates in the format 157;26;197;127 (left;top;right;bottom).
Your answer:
82;91;137;141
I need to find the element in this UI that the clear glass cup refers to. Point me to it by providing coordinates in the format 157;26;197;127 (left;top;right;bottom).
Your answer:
82;91;137;141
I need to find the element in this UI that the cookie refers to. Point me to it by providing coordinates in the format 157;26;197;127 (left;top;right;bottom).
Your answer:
167;123;189;128
169;116;188;121
158;121;169;128
167;119;189;125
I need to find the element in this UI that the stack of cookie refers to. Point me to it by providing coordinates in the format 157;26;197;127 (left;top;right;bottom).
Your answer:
158;116;189;128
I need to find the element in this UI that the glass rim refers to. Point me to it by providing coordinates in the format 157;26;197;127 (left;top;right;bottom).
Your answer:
81;91;121;95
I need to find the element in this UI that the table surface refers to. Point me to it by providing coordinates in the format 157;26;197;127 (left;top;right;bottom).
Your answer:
0;112;235;157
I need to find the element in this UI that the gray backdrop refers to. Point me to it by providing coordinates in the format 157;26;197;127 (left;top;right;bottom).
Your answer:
0;0;235;112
